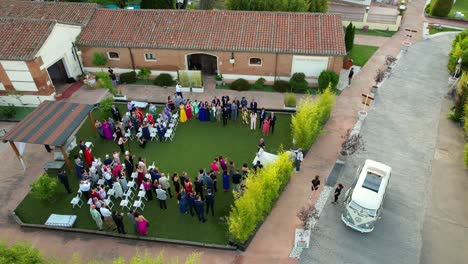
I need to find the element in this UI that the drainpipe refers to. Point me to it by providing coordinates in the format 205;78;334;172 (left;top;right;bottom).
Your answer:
274;53;279;81
128;48;136;71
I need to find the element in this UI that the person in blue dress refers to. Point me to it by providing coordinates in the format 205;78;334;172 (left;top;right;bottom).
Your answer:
222;170;230;192
198;102;205;121
141;122;151;140
179;189;187;214
75;155;84;180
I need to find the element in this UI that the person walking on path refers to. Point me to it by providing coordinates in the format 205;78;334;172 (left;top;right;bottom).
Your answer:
194;195;206;222
90;205;103;231
57;170;71;194
348;67;354;86
112;211;126;234
310;175;321;201
332;183;344;204
205;189;215;217
295;148;304;172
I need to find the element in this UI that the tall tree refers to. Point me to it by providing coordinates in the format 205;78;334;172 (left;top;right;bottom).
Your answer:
226;0;309;12
430;0;454;17
199;0;216;10
344;22;356;53
308;0;328;13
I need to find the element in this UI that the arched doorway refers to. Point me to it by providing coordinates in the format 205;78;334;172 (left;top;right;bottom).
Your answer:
186;53;218;75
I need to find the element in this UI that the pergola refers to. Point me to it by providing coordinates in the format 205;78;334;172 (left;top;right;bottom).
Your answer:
1;100;96;170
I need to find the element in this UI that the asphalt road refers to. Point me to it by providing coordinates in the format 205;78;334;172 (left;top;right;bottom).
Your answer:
299;34;455;264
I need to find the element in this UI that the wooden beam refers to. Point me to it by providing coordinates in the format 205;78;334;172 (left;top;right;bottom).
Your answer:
9;141;24;168
60;146;73;170
88;112;97;133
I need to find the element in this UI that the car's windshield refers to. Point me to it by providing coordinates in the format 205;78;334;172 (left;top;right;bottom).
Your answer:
349;201;377;217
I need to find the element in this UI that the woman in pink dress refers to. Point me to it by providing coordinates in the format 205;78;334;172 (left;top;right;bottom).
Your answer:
134;212;148;235
185;101;192;120
136;164;145;186
102;120;113;140
262;117;271;136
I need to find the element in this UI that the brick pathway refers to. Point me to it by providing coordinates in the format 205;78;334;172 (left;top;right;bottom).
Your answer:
0;0;436;262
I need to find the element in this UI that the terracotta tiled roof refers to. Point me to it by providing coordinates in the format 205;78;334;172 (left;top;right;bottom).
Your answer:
79;9;347;56
0;17;55;60
0;0;97;26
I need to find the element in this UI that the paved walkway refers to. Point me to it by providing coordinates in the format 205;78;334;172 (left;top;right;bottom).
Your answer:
0;0;450;263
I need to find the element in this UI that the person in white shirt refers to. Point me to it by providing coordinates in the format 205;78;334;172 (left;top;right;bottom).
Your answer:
175;82;183;98
295;148;304;172
100;204;117;230
79;179;91;199
100;205;112;218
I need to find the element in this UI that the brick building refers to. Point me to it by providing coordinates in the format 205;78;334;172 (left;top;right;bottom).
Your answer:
0;0;96;106
78;9;346;84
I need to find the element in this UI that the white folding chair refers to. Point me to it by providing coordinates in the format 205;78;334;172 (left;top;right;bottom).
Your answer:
104;198;114;209
138;190;148;201
107;187;115;198
133;200;145;211
124;189;134;200
71;195;84;208
113;133;117;141
127;180;136;191
120;198;131;210
85;142;94;149
97;178;106;186
148;162;156;171
124;129;132;140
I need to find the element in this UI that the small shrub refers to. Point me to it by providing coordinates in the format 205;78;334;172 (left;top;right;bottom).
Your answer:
0;241;46;264
430;0;453;17
424;3;431;14
273;80;291;93
95;71;115;94
252;77;266;90
284;93;297;107
2;104;17;118
289;72;309;93
138;68;151;83
92;52;107;67
100;97;114;115
31;174;60;202
154;73;174;86
119;71;137;84
465;143;468;166
318;70;339;91
215;74;223;81
230;78;250;91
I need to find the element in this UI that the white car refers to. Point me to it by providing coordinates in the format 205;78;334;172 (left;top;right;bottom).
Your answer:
341;159;392;233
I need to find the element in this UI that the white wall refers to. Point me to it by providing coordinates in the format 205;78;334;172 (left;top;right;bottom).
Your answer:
291;56;329;78
0;60;37;91
0;93;56;106
36;23;83;78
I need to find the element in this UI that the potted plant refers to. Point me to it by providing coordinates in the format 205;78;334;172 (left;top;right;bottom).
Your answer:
372;69;386;93
283;93;297;110
113;88;126;101
215;73;224;85
343;56;353;70
338;129;365;162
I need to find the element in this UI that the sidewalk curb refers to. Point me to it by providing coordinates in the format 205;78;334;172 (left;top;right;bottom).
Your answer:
10;211;237;251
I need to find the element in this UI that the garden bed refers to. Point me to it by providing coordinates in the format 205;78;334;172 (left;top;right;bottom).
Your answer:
14;106;293;246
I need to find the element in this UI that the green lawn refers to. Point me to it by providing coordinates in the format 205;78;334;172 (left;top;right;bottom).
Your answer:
347;44;379;67
356;29;397;37
15;105;293;245
429;0;468;21
0;106;35;121
429;26;463;35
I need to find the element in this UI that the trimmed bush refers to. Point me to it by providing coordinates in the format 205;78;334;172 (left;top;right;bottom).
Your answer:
2;104;17;118
30;174;60;202
430;0;453;17
289;72;309;93
284;93;297;107
119;71;137;84
273;80;291;93
291;84;335;150
424;3;431;14
228;152;294;243
138;68;151;83
230;78;250;91
92;52;107;67
345;22;356;53
252;77;266;90
154;73;174;87
95;71;115;95
318;70;339;91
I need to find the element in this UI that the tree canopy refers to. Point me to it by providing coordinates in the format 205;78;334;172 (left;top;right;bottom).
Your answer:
226;0;309;12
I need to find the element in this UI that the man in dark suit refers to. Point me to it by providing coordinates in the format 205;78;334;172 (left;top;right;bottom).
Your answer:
259;108;266;129
269;112;277;134
194;195;206;222
124;155;134;176
221;95;230;107
111;105;122;121
205;189;215;217
222;107;228;126
250;99;258;113
57;170;71;194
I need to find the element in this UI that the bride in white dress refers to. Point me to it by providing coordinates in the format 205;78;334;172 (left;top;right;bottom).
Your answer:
253;146;278;166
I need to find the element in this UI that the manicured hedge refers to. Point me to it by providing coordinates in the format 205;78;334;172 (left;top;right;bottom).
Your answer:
291;85;335;150
273;80;291;92
430;0;453;17
228;152;294;243
153;73;174;86
230;78;250;91
119;71;137;84
318;70;339;91
289;72;309;93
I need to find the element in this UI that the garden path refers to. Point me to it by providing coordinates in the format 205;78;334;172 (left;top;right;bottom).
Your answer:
0;0;438;263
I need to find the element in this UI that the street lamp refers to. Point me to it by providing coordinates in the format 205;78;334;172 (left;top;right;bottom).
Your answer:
365;6;370;13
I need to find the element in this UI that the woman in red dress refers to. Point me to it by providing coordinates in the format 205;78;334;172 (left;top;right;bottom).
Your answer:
83;147;93;167
136;164;145;186
184;178;193;195
185;101;192;120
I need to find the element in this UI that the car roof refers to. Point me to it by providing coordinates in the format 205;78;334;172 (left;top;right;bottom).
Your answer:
351;159;392;210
